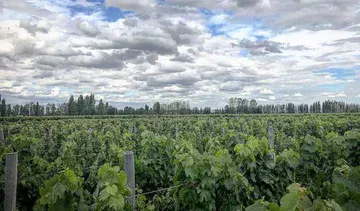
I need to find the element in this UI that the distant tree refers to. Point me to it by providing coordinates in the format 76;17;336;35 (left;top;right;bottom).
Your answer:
6;104;11;116
153;102;160;115
68;95;77;115
97;99;106;115
1;98;6;117
250;99;258;113
77;95;85;115
35;102;40;116
145;104;149;113
224;105;230;114
13;104;20;116
89;94;96;115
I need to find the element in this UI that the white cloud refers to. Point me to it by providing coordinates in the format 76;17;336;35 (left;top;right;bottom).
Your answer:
256;98;268;102
260;88;274;95
209;14;230;25
0;0;359;108
269;96;276;100
323;91;347;98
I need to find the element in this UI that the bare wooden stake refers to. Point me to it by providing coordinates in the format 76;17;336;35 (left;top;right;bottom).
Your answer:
4;152;18;211
124;151;135;210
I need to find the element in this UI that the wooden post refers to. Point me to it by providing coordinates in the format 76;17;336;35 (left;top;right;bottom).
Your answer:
124;151;135;210
268;125;274;149
4;152;18;211
267;126;275;161
0;125;5;145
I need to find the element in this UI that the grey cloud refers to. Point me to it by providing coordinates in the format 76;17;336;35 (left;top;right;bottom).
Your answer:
332;37;360;44
249;50;269;56
315;50;353;62
159;20;202;45
146;54;158;64
284;45;311;51
79;78;94;84
123;18;138;27
113;50;143;61
36;52;125;69
105;0;156;12
267;0;360;30
133;74;148;82
95;81;109;87
237;0;263;8
219;81;244;92
77;21;99;37
156;4;199;15
164;0;219;8
33;71;54;79
40;45;86;57
91;36;178;55
237;39;282;55
170;54;194;63
37;56;66;67
20;20;49;34
69;53;125;69
187;49;197;55
42;80;78;87
159;64;186;73
146;73;201;87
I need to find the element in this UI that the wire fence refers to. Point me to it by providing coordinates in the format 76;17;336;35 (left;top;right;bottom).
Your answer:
126;182;188;199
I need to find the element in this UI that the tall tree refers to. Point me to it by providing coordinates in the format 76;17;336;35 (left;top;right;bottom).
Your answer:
153;102;160;115
6;104;11;116
77;95;85;115
35;102;40;116
68;95;77;115
1;98;6;117
250;99;258;113
97;99;106;115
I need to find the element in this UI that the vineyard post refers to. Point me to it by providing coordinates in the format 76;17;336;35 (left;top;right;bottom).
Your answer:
0;125;4;145
4;152;18;211
268;125;274;148
268;125;275;160
124;151;135;210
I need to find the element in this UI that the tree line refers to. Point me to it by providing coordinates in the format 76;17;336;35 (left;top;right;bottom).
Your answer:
0;94;359;117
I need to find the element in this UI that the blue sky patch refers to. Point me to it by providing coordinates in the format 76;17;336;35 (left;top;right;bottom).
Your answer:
314;68;357;80
66;0;132;22
105;7;130;22
239;49;250;57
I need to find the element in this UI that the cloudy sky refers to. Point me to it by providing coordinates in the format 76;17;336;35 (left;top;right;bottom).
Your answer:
0;0;359;108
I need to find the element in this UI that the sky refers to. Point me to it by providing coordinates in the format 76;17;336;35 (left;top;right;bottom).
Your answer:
0;0;359;108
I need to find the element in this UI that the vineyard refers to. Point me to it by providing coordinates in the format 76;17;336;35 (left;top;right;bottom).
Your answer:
0;114;360;211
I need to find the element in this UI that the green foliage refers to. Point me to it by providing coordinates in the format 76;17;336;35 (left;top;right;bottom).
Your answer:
332;165;360;210
34;169;88;211
93;164;131;211
0;114;359;210
246;183;343;211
